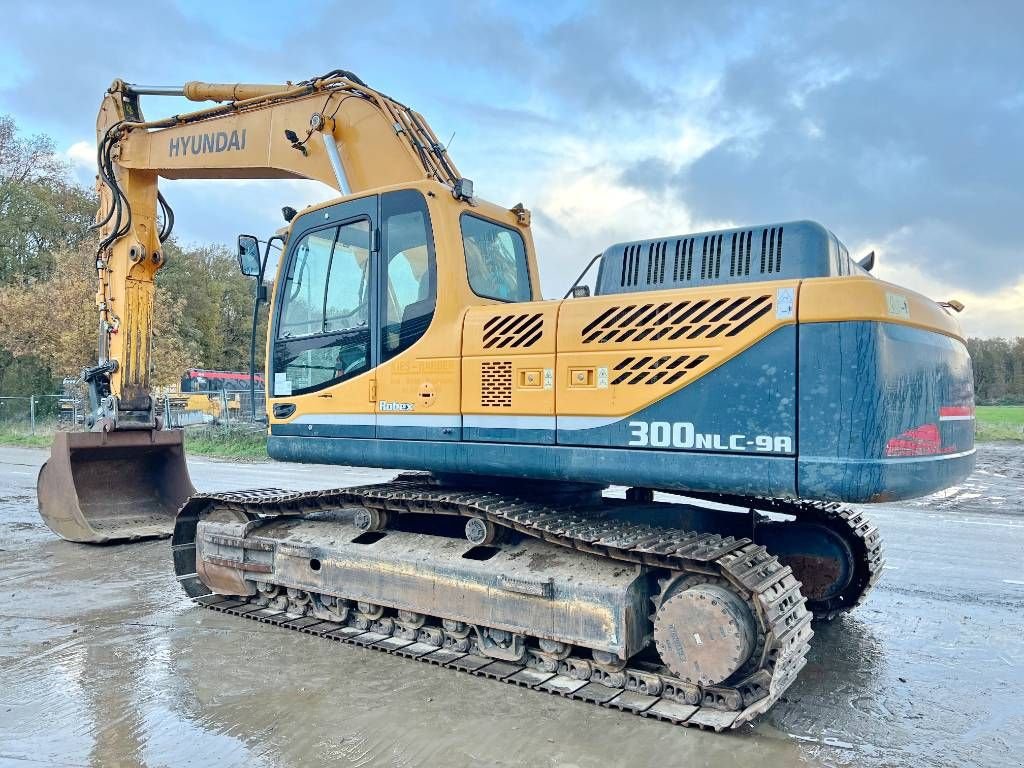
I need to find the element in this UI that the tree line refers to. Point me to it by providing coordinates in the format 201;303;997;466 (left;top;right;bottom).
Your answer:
0;116;266;407
0;115;1020;407
967;337;1024;405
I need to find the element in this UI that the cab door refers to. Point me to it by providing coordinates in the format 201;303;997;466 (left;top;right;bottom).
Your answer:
268;195;380;438
373;189;461;440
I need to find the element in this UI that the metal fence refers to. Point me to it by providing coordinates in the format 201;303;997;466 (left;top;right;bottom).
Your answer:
0;389;267;433
0;394;82;433
160;389;267;428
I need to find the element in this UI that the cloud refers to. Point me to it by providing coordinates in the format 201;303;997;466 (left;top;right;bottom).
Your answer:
62;140;94;187
2;1;1020;336
159;177;333;247
609;3;1024;296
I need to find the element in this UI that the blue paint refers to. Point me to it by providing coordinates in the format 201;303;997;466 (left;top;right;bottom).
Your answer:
377;424;460;441
268;434;797;497
557;326;796;452
270;319;975;504
464;426;556;445
797;321;975;500
273;423;375;439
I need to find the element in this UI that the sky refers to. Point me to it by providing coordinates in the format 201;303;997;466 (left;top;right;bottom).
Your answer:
1;0;1021;337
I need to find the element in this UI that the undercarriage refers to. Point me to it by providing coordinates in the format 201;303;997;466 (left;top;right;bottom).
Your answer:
172;475;882;730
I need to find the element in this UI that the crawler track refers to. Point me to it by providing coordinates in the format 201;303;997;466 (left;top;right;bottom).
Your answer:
173;479;814;731
780;501;885;620
669;491;885;620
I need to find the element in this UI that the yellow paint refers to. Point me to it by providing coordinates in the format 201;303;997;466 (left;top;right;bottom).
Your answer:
270;196;965;425
553;282;797;417
799;276;965;341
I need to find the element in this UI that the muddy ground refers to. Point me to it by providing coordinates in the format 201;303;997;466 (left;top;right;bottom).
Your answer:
1;443;1022;768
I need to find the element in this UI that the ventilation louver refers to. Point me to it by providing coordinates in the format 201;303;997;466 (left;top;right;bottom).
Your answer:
612;226;785;290
480;361;513;407
580;294;774;345
610;354;711;386
482;313;544;349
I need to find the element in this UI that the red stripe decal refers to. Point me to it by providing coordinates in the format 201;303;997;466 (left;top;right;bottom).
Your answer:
939;406;974;419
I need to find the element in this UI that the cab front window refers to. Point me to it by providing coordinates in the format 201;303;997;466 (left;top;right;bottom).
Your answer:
274;219;371;395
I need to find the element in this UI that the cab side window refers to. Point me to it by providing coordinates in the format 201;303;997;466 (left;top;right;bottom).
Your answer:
382;190;436;362
461;214;531;302
274;219;371;395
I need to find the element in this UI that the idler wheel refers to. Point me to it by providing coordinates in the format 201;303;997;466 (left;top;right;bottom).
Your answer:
653;583;757;686
756;521;855;604
353;507;390;532
464;517;500;545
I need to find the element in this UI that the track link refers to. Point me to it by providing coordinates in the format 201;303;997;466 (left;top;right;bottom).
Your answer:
173;479;814;730
658;490;885;620
781;501;885;620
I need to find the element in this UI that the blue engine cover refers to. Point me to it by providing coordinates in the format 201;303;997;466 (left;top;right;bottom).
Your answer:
595;220;862;295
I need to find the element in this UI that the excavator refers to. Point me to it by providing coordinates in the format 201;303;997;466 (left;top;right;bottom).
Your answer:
35;70;976;731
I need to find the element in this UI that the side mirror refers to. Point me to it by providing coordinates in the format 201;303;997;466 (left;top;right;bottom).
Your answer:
857;250;875;272
237;234;262;277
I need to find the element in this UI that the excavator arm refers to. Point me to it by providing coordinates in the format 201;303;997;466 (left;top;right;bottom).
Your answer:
38;70;464;542
96;71;461;422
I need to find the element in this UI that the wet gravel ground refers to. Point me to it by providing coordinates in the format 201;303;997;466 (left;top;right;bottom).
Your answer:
1;443;1022;768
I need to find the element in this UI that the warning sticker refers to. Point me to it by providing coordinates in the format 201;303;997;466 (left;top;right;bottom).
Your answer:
886;293;911;319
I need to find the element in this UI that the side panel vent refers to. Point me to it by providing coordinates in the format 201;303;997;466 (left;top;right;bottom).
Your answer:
646;241;668;285
730;231;754;277
480;361;513;407
620;244;643;287
758;226;784;274
594;219;823;296
580;294;774;345
699;235;723;281
482;313;544;349
672;238;695;282
610;354;711;386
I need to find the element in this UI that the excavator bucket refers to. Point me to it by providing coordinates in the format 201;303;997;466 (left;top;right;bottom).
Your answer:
36;430;195;544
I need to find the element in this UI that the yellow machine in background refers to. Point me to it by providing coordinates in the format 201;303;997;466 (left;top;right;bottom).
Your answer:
35;70;974;730
161;369;261;426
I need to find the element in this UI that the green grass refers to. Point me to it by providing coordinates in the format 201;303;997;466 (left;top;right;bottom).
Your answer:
0;421;269;459
0;423;54;448
184;426;268;460
975;405;1024;441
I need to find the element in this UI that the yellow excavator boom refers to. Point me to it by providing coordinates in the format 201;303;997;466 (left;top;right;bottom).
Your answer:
38;70;466;542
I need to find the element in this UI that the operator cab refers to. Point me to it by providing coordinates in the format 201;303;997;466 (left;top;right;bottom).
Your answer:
237;184;535;401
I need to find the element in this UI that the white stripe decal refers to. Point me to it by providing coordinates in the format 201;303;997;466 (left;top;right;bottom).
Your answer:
556;416;622;431
938;415;974;421
378;414;461;428
291;413;461;428
289;413;619;431
290;414;375;426
806;448;976;465
464;415;556;430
